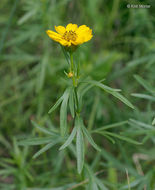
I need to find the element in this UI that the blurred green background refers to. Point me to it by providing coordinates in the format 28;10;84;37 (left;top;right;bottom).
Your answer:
0;0;155;189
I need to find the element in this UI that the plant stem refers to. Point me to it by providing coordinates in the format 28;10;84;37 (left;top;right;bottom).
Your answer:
67;169;104;190
70;52;80;115
70;52;76;87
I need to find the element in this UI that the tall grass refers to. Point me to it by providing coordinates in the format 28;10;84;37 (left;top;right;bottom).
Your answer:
0;0;155;189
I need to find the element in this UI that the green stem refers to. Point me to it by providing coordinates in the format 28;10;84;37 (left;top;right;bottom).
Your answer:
70;52;80;116
70;53;76;87
70;52;74;71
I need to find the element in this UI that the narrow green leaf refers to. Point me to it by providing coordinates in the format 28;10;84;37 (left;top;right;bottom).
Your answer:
90;182;99;190
88;94;99;131
18;137;53;146
77;83;101;112
108;167;117;185
152;118;155;125
48;96;63;114
121;179;142;189
86;80;121;92
18;10;36;25
131;93;155;101
0;0;19;54
61;45;70;65
78;80;105;105
81;123;101;152
0;168;16;175
109;91;134;109
128;55;154;68
85;80;134;109
99;134;115;144
95;178;108;190
60;88;70;136
59;127;77;150
77;61;80;78
33;139;60;159
100;149;137;175
31;120;58;136
78;84;94;109
78;82;93;96
93;121;128;132
76;117;84;174
101;131;142;145
36;52;48;92
85;165;99;190
134;75;155;95
129;119;154;129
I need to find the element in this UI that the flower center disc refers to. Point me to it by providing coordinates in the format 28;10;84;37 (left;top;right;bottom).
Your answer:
63;30;77;42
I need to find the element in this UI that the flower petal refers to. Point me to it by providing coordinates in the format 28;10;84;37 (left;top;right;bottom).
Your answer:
59;39;70;46
46;24;93;47
76;26;93;44
55;26;66;35
76;25;90;32
66;23;78;31
46;30;62;41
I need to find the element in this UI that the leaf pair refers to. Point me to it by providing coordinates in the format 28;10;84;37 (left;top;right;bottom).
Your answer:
131;75;155;102
93;120;142;145
19;136;61;159
132;75;155;125
83;80;134;109
85;165;108;190
48;88;71;136
59;116;101;174
18;120;61;159
59;117;84;174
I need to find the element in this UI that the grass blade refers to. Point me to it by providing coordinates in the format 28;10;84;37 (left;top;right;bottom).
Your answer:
131;93;155;101
81;123;101;152
109;91;134;109
101;131;142;145
93;121;128;132
31;120;58;136
152;118;155;126
134;75;155;95
33;139;60;159
129;119;154;129
61;45;70;65
86;80;121;92
60;88;70;136
59;126;77;150
85;80;134;109
18;137;53;146
36;53;49;92
48;96;63;114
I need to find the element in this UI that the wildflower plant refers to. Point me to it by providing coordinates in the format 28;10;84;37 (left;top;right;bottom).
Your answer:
19;23;141;176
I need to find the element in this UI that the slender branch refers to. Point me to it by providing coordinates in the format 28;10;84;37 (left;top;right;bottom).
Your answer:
70;52;74;71
132;153;148;190
132;153;149;176
70;53;76;87
67;169;104;190
125;168;131;190
70;52;80;115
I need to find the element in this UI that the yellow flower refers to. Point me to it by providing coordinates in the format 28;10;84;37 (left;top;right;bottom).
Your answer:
46;23;93;47
68;71;74;78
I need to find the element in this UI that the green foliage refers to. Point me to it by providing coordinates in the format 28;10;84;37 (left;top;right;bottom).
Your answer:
0;0;155;189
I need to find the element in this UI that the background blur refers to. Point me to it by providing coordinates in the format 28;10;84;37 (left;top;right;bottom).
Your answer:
0;0;155;189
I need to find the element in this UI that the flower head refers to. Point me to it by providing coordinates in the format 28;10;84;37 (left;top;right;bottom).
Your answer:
46;23;93;47
67;71;74;78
